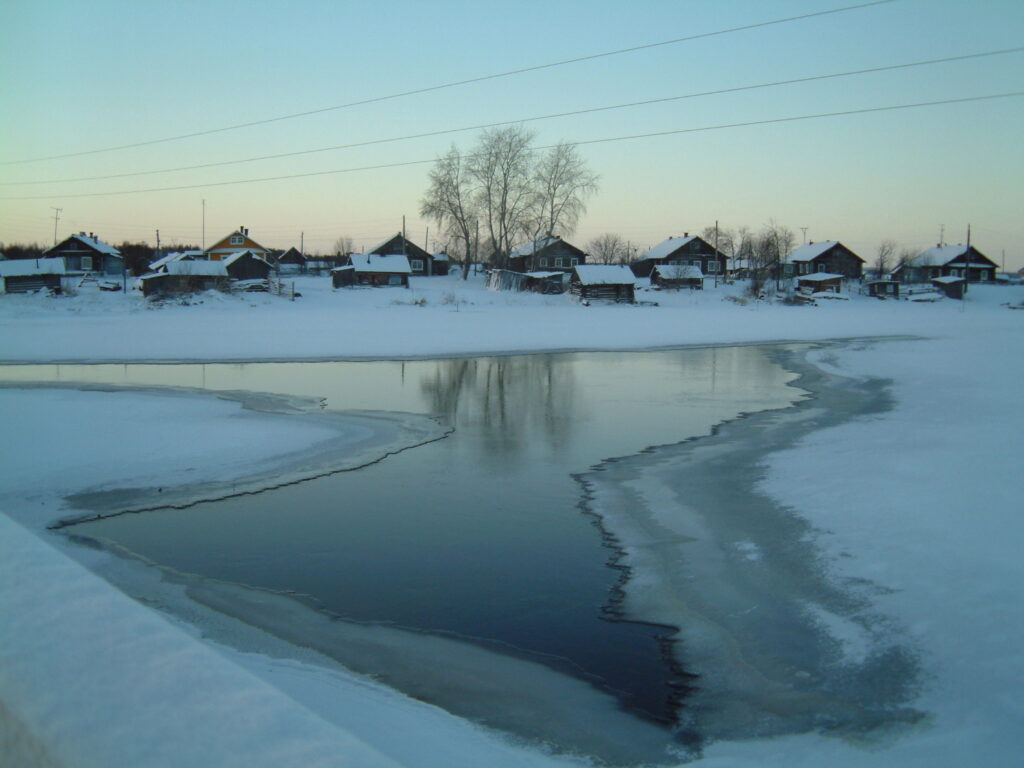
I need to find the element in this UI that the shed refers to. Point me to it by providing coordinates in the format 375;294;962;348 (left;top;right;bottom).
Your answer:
276;247;307;273
866;280;900;298
223;250;274;281
0;258;66;294
651;264;704;289
796;272;843;294
570;265;636;303
931;275;966;299
332;253;411;287
139;261;230;298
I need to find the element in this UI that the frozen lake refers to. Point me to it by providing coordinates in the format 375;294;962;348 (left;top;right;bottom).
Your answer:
3;346;919;763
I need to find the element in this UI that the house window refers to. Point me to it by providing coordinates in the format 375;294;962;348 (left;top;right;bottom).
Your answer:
570;257;579;267
930;268;940;278
555;256;565;268
410;259;424;272
538;256;548;267
706;261;719;273
979;270;988;281
230;235;244;245
81;256;94;270
388;275;403;286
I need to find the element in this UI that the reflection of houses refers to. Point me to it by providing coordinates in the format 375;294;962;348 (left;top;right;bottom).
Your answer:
631;234;725;279
332;253;411;287
783;241;864;279
570;265;636;302
892;244;998;283
138;261;230;298
0;258;66;294
205;227;271;262
506;235;586;273
651;264;703;289
44;233;123;275
367;233;445;276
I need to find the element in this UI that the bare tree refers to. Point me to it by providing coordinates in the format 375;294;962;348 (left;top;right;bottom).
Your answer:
587;233;628;264
874;239;897;279
420;146;478;280
333;235;354;256
701;225;735;259
469;126;536;269
527;141;599;242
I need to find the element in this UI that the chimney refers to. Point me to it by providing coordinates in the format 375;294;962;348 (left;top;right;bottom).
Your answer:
684;232;689;237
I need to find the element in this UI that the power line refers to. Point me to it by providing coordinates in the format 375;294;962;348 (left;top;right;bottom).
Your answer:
0;0;897;166
3;91;1018;202
7;45;1018;188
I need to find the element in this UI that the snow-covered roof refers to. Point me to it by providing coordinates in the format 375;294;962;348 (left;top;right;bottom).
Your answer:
573;264;636;286
638;235;698;262
223;250;272;268
913;245;970;267
508;235;562;258
653;264;703;280
785;241;839;263
45;233;121;257
347;253;412;274
149;251;200;271
0;257;66;277
153;261;229;277
432;252;449;261
932;275;966;284
524;271;563;279
797;271;843;282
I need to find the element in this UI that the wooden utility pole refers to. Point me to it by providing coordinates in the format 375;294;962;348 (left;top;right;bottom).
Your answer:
50;207;62;245
714;220;720;288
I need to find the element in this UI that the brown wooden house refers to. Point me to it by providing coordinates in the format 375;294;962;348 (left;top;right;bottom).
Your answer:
332;253;411;287
570;265;636;302
892;244;998;284
631;234;726;279
783;241;864;279
506;235;586;273
368;233;445;276
44;232;123;275
223;250;274;281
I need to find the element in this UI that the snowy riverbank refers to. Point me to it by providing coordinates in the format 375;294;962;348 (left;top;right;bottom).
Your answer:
2;278;1022;766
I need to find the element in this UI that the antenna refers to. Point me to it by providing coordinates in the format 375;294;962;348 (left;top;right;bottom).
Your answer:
800;226;808;244
50;207;62;245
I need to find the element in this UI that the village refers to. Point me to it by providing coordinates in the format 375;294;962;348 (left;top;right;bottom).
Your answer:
0;225;1017;306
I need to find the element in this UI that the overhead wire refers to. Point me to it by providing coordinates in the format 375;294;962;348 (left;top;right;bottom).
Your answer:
6;46;1019;187
0;0;897;166
3;91;1019;201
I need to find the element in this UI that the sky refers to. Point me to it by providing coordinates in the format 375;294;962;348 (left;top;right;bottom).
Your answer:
1;0;1022;268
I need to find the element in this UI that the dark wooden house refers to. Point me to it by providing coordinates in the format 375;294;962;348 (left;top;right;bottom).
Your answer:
0;257;66;294
866;280;900;298
368;233;444;276
223;250;274;281
651;264;704;289
506;235;586;273
332;253;411;287
931;275;967;299
631;234;726;279
138;261;230;297
44;232;123;275
275;247;307;273
893;244;998;284
796;272;843;294
783;241;864;279
570;265;636;302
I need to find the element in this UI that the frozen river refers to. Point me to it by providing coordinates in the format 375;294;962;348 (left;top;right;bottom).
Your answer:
1;345;922;764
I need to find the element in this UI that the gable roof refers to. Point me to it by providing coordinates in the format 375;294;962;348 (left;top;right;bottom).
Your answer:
639;235;699;262
344;252;412;274
45;233;121;257
785;241;839;263
0;257;66;277
911;244;995;268
366;233;431;261
573;264;636;286
222;250;272;268
508;235;584;259
205;229;270;255
149;251;201;271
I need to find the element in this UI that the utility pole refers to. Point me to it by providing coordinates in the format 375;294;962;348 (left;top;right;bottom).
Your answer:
939;224;945;246
202;199;206;250
50;207;62;245
800;227;808;244
714;220;720;288
402;216;407;257
300;231;304;257
155;229;161;261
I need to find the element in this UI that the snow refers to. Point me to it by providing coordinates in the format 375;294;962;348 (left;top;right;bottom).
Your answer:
652;264;703;280
341;252;412;274
572;264;636;286
796;271;843;282
43;233;120;257
222;249;272;268
784;241;840;263
639;235;699;261
508;235;563;257
0;257;66;276
913;244;969;266
146;259;228;277
2;275;1023;766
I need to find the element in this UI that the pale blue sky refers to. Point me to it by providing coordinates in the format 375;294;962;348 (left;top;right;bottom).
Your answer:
1;0;1022;267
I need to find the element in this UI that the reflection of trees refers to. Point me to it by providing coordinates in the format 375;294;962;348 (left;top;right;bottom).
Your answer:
419;355;580;460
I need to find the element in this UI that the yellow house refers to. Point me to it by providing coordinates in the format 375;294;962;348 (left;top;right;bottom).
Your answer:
205;227;271;262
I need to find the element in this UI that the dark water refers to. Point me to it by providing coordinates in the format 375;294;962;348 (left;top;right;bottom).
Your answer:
37;349;799;729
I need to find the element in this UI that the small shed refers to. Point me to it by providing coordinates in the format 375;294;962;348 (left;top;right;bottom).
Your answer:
332;253;411;287
931;275;966;299
866;280;900;298
0;258;66;294
275;247;307;274
796;272;843;294
139;261;230;297
651;264;704;289
223;250;274;281
570;265;636;303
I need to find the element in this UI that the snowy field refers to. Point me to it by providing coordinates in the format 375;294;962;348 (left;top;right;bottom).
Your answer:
2;274;1022;766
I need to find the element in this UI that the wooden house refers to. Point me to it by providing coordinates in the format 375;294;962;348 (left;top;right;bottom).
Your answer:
796;272;843;294
783;241;864;279
651;264;704;289
367;233;444;276
332;253;411;287
570;265;636;302
223;250;274;281
44;232;123;275
275;247;307;273
138;261;229;298
892;244;998;284
0;257;66;294
631;234;726;279
204;227;271;262
506;235;586;273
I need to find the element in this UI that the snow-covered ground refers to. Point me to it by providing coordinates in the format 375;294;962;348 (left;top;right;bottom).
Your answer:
1;275;1022;766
